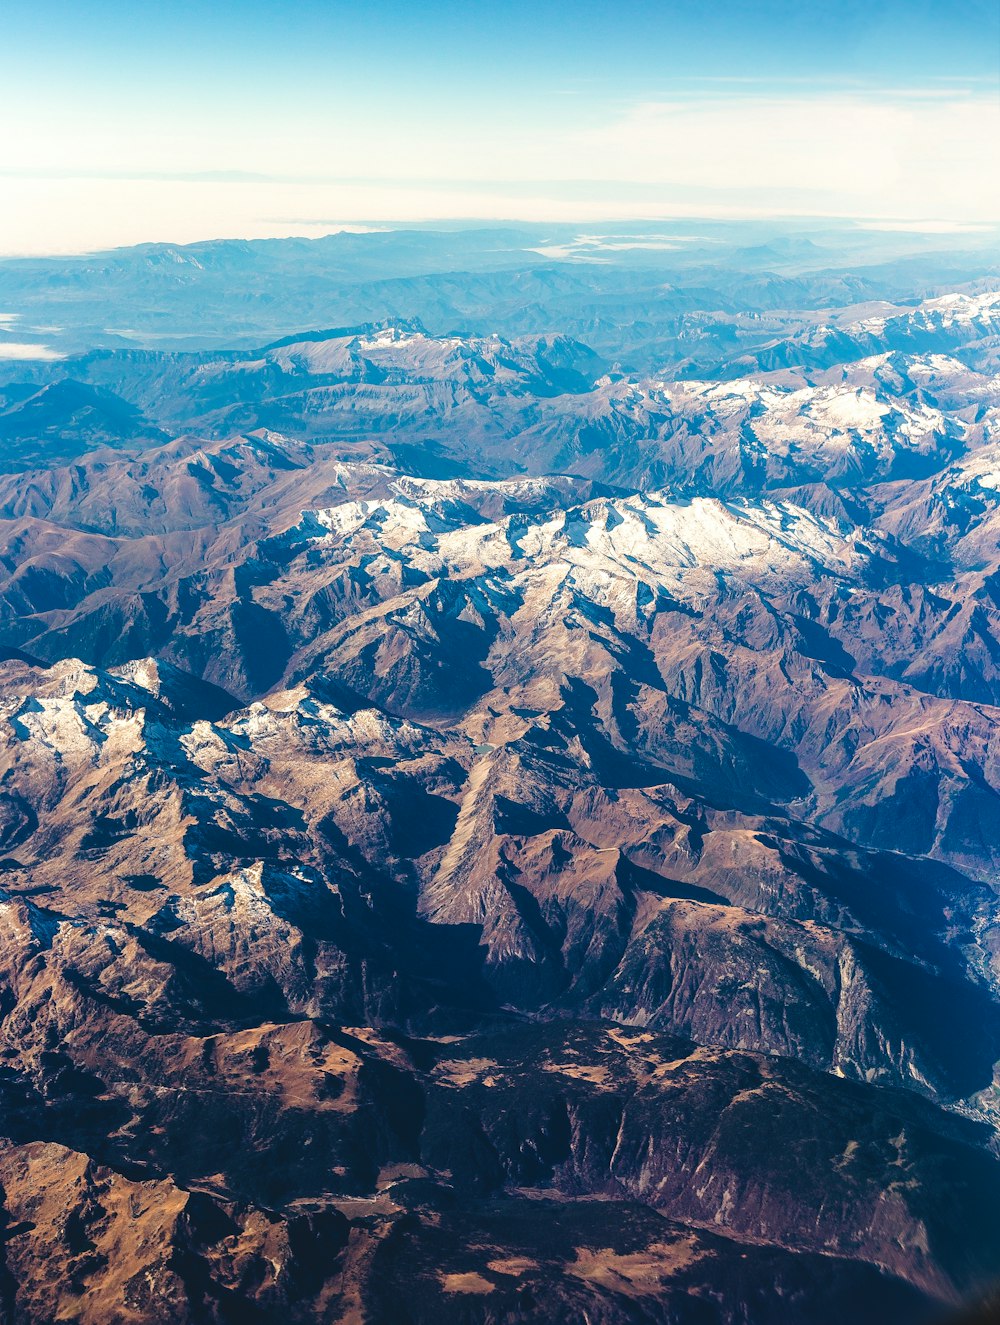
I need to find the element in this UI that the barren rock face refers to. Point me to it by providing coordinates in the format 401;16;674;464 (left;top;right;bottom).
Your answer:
0;262;999;1322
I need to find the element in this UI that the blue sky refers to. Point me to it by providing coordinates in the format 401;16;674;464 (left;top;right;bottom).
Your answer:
1;1;998;252
6;0;998;91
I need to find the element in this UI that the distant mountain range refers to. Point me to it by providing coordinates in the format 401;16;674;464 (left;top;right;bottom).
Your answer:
1;220;998;358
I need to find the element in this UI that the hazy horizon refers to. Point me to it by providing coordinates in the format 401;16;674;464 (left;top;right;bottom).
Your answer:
2;0;998;254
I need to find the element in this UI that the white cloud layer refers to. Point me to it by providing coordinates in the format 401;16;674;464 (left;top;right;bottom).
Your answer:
576;95;1000;215
0;93;996;253
0;342;65;359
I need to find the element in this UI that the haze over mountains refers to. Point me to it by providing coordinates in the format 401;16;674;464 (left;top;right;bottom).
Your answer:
1;225;1000;1323
2;219;999;357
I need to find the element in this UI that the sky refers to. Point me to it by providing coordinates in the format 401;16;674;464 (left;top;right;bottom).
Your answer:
1;0;998;254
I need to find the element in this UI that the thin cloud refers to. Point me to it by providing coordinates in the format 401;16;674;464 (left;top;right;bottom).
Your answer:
1;91;997;253
0;343;65;359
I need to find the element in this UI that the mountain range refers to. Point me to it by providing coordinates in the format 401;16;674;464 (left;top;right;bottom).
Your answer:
0;228;999;1323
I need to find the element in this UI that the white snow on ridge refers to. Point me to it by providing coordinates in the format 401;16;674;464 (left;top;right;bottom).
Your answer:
575;493;862;578
292;479;865;592
660;376;950;460
810;389;891;430
356;328;424;351
922;291;1000;324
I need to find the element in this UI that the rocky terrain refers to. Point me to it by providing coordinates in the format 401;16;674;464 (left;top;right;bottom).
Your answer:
0;236;999;1321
